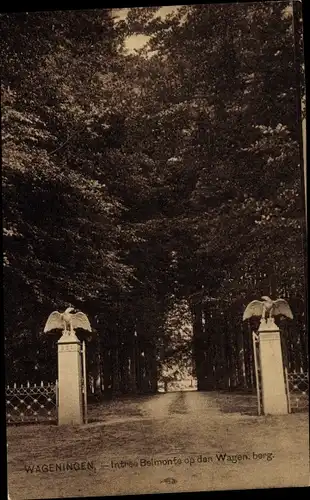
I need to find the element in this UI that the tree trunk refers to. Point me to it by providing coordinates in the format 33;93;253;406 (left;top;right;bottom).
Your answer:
111;341;121;396
129;339;138;394
192;299;205;391
150;343;158;393
103;347;112;397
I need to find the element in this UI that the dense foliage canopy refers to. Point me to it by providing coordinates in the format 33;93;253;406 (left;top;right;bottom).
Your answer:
2;4;306;387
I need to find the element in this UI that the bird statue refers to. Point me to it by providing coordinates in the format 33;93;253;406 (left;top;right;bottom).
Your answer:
44;307;92;335
243;296;293;322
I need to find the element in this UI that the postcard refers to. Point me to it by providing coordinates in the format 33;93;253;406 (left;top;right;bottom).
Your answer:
3;2;308;498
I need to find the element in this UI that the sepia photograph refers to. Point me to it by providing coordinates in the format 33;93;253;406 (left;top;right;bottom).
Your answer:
2;2;308;499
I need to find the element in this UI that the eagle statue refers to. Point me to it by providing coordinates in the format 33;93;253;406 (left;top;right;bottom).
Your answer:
44;307;92;335
243;296;293;322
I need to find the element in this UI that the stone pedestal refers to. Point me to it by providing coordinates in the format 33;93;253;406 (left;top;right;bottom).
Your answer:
258;318;288;415
57;331;83;425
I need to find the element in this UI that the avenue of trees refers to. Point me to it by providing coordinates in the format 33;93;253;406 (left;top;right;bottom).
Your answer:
2;3;307;394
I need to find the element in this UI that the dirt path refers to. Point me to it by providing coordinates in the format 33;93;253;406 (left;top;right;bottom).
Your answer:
140;392;178;419
7;391;309;499
139;390;222;420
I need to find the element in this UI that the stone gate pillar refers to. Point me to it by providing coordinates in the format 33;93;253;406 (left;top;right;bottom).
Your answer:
258;318;288;415
57;331;83;425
